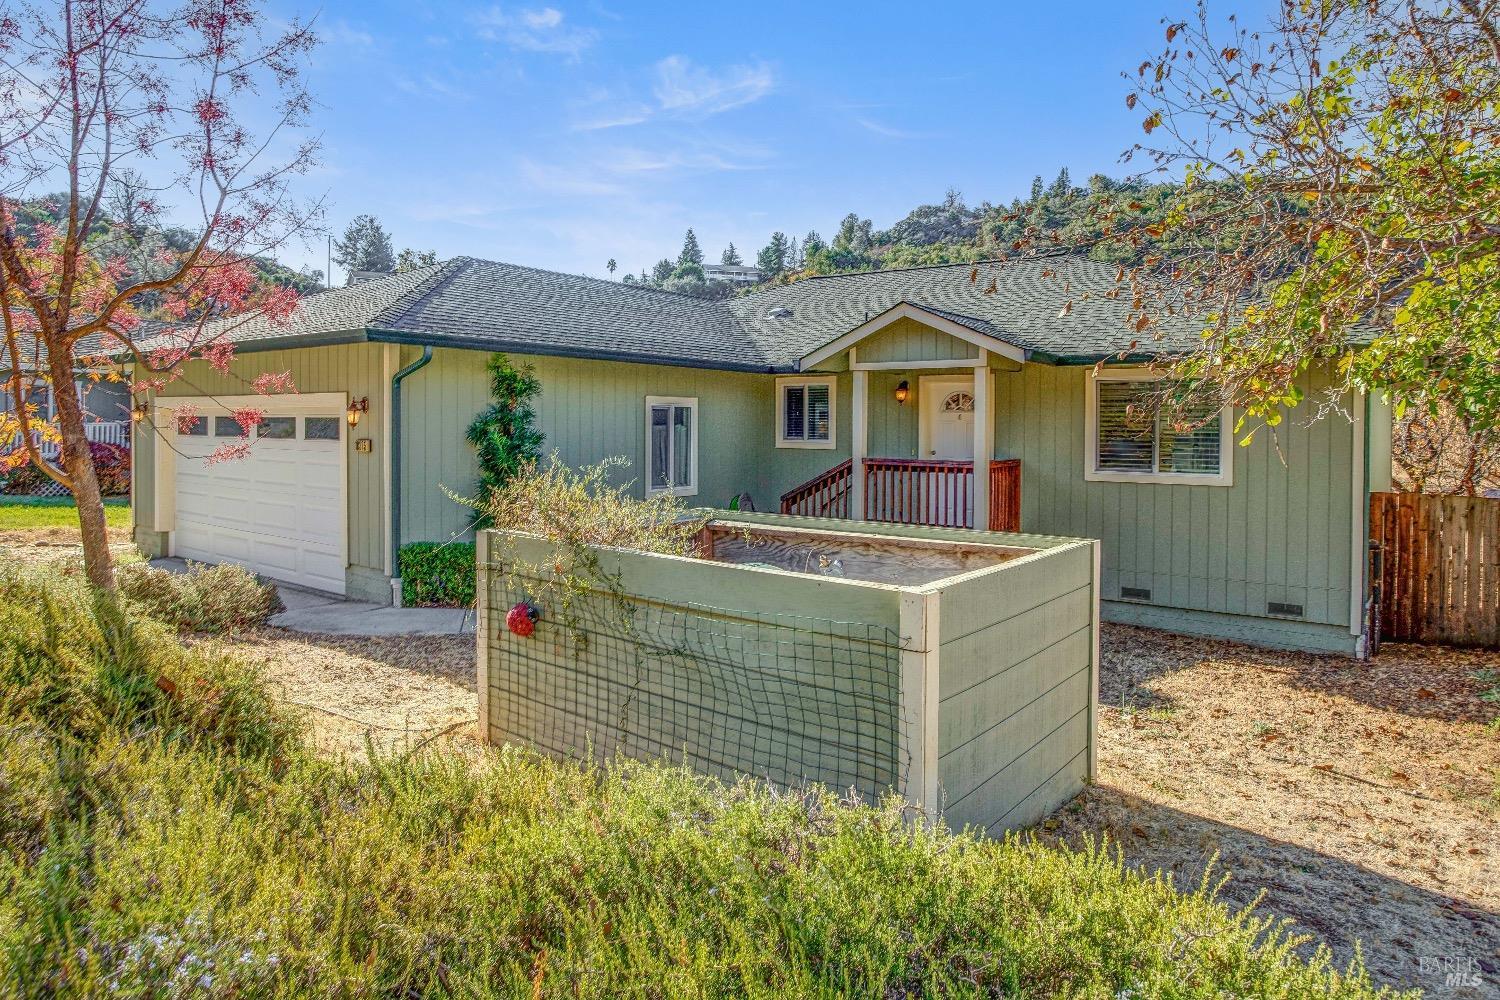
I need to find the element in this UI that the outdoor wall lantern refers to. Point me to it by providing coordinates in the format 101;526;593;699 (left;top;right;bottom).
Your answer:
131;401;148;423
894;381;910;406
346;397;369;427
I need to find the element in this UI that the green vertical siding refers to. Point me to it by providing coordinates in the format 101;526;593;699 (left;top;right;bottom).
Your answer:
398;349;779;545
142;343;391;585
992;363;1355;632
856;317;979;364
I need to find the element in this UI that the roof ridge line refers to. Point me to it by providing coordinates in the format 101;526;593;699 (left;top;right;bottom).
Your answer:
372;257;473;326
785;247;1087;283
460;257;735;306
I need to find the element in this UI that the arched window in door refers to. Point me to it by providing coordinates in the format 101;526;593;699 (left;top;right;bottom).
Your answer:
942;391;974;413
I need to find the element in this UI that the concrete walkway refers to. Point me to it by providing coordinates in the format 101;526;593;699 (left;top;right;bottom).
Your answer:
149;558;474;637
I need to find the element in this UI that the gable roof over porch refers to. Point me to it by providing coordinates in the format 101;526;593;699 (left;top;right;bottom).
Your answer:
796;301;1028;370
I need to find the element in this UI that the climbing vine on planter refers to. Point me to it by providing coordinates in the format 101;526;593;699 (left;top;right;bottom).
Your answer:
466;354;544;524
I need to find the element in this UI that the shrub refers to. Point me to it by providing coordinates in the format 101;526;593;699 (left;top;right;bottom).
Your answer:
0;441;130;496
398;541;475;607
466;353;544;524
0;569;299;760
116;561;283;633
479;455;707;557
89;441;131;496
0;571;1400;999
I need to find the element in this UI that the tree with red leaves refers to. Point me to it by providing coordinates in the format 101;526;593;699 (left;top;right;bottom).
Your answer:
0;0;322;591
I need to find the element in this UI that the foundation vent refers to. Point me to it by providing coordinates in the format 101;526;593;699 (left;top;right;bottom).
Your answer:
1268;601;1305;618
1120;586;1152;602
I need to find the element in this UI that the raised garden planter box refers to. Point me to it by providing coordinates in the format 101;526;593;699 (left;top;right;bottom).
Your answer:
476;511;1100;834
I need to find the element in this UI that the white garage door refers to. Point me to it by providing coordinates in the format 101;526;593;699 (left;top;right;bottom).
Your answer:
172;407;347;595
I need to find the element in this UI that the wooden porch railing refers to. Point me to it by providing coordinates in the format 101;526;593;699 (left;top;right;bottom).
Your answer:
781;457;1022;532
989;459;1021;533
779;459;852;518
864;457;973;528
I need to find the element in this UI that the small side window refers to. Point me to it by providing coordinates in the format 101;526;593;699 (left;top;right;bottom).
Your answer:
257;416;296;439
304;416;341;440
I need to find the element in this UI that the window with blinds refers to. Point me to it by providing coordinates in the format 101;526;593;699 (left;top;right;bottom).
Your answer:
776;378;835;448
1093;378;1224;479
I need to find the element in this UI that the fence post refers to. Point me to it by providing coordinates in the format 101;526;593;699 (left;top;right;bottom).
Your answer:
475;529;491;744
898;590;941;820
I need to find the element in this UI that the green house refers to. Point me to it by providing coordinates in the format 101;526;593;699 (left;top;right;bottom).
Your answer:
131;255;1393;656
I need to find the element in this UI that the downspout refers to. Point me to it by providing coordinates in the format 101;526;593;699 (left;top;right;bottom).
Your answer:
389;345;433;606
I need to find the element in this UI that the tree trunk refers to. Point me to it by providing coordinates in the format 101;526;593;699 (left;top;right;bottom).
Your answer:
50;358;115;592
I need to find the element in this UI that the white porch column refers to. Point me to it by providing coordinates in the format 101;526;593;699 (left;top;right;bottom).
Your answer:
971;352;992;530
851;367;868;520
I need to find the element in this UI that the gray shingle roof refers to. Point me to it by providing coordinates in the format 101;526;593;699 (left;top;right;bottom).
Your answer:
372;258;759;370
731;255;1206;366
197;254;1208;371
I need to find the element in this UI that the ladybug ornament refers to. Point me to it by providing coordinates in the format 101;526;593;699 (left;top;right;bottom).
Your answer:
505;601;541;637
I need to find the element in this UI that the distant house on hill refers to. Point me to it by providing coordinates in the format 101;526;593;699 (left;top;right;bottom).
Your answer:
704;263;762;285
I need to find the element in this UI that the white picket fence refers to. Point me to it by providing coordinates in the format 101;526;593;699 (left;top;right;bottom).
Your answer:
6;421;130;461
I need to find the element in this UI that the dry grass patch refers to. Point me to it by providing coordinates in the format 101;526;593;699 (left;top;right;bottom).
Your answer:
213;630;478;758
1043;624;1499;997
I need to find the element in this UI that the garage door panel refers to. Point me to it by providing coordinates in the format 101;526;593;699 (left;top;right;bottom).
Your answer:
170;414;346;595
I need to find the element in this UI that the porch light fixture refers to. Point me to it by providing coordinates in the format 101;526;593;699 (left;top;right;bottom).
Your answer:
346;396;369;427
894;381;910;406
130;401;148;423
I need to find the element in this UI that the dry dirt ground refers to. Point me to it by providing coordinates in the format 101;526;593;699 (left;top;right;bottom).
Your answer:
1040;625;1499;999
0;524;136;569
223;630;478;759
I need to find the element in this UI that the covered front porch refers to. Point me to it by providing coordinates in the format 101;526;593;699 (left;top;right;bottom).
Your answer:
777;302;1023;533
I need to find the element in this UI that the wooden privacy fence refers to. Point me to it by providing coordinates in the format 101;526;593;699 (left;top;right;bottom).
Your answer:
1370;492;1500;648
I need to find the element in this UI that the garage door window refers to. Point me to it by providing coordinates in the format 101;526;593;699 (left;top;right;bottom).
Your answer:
257;416;295;439
178;415;207;435
304;416;340;440
215;416;245;436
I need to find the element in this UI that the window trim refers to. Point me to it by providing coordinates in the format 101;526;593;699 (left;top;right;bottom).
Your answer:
774;376;837;450
1084;368;1233;487
644;395;699;498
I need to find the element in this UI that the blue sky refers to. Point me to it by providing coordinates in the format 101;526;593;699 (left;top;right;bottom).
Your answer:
275;0;1267;282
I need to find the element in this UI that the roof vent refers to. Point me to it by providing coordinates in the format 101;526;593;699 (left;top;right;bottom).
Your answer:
766;306;793;319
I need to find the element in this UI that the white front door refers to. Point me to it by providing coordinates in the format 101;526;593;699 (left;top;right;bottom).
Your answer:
917;376;978;526
920;376;977;460
169;402;348;594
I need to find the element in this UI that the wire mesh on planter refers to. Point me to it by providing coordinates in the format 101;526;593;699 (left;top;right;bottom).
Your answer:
487;570;904;801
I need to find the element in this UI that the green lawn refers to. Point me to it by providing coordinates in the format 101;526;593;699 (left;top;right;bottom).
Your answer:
0;495;131;531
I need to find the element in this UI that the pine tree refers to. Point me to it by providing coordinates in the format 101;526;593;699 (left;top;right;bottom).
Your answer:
466;354;544;522
651;258;675;283
678;229;704;268
1048;167;1073;198
332;214;395;280
756;232;790;276
720;243;742;266
1029;175;1044;203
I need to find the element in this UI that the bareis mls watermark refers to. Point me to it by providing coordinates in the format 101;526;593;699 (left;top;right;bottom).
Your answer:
1416;956;1485;989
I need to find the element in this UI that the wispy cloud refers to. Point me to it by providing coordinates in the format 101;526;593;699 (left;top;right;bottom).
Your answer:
605;144;769;174
394;74;474;102
851;116;932;140
473;5;596;58
652;55;773;117
516;158;624;196
571;55;774;131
